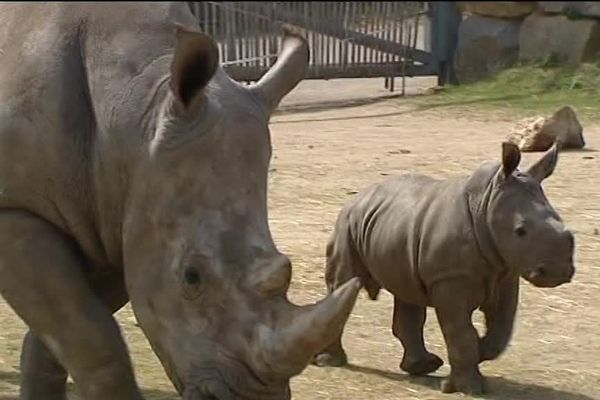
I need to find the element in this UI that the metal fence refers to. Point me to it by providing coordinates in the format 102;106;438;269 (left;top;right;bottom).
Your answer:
187;2;460;90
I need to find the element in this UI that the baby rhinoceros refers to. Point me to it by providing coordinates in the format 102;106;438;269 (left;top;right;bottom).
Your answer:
313;142;575;395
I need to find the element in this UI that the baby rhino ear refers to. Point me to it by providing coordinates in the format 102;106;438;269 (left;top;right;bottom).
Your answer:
501;142;521;178
526;142;559;183
170;23;219;109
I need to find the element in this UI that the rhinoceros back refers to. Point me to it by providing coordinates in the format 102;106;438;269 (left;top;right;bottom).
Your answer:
340;174;451;304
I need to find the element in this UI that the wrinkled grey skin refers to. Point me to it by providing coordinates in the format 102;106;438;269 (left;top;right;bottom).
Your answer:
313;142;575;395
0;3;361;400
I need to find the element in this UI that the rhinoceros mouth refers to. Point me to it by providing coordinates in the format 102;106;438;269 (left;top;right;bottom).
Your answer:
524;263;574;288
179;354;291;400
182;381;290;400
181;378;290;400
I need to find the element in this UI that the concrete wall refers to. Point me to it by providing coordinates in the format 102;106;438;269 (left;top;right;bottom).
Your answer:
454;2;600;83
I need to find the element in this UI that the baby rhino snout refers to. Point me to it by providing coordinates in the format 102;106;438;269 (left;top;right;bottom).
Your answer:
562;229;576;280
527;228;575;288
527;263;574;288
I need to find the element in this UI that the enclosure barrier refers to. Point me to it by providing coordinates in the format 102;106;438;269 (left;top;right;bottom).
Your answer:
187;1;460;91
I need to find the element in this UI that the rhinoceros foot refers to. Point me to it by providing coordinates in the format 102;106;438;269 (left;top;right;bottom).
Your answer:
400;352;444;376
312;351;348;367
441;371;487;395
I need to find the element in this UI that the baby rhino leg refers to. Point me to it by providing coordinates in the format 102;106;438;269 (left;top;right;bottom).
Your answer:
393;298;443;375
312;261;354;366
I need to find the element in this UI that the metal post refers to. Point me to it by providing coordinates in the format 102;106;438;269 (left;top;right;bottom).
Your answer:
430;2;461;86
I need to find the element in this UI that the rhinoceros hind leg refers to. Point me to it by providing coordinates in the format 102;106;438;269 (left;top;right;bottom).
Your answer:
440;372;487;395
400;353;444;376
312;229;362;368
310;283;350;367
19;330;68;400
312;345;348;367
393;298;443;376
0;210;144;400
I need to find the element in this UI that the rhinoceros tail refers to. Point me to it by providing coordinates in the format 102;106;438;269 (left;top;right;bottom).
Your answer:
363;274;381;301
324;220;381;301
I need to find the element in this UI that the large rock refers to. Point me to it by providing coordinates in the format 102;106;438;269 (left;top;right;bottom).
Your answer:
507;106;585;152
457;2;536;18
538;2;600;18
519;12;600;64
454;15;520;83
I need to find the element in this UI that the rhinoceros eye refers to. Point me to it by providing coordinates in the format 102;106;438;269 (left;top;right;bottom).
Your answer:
515;226;527;237
184;267;201;285
181;266;203;300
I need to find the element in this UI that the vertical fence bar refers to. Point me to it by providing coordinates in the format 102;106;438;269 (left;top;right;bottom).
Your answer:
227;3;235;65
340;2;347;70
260;2;267;72
319;2;325;72
242;2;248;74
236;2;243;65
401;6;407;96
349;2;356;68
355;2;361;66
324;2;330;70
253;5;260;80
384;2;391;91
360;2;366;66
201;2;209;34
376;1;384;88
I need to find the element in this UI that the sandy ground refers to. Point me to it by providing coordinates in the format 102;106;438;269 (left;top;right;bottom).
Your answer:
1;76;599;400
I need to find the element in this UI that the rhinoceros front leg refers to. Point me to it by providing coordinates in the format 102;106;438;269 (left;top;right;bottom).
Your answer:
0;210;144;400
393;298;443;376
19;272;130;400
20;331;68;400
479;276;519;362
432;280;486;395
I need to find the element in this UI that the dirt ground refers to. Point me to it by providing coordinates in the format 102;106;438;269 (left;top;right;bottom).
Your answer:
1;76;599;400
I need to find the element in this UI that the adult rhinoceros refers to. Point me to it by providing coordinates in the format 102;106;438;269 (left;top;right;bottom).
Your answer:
0;3;360;399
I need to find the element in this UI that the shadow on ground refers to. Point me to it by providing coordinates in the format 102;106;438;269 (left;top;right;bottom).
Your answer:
3;365;597;400
272;93;547;125
559;147;597;154
275;93;405;116
344;364;597;400
0;370;178;400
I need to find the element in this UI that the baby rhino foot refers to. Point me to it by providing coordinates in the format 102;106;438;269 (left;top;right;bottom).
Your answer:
400;353;444;376
312;351;348;367
441;371;487;395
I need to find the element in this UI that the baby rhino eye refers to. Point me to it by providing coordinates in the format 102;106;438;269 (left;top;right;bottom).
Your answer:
515;226;527;237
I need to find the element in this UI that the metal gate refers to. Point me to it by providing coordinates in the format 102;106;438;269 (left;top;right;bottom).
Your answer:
187;2;460;90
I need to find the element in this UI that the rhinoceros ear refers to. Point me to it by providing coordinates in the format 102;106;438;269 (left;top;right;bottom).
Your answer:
170;24;219;109
526;141;559;183
501;142;521;178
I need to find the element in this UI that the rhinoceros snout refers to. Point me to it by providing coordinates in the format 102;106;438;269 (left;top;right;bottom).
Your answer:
526;263;574;288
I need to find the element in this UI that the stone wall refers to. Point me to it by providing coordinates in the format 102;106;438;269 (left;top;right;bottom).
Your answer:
454;2;600;83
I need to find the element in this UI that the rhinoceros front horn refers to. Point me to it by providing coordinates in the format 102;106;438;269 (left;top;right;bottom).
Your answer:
259;278;362;376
